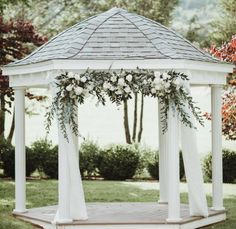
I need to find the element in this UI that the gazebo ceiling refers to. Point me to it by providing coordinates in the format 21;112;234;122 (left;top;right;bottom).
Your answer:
9;7;218;66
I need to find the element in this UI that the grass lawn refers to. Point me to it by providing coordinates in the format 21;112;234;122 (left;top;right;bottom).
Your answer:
0;180;235;229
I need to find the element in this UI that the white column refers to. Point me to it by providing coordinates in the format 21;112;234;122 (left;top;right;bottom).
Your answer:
211;85;224;211
13;87;27;213
57;125;73;223
166;105;181;222
158;100;168;204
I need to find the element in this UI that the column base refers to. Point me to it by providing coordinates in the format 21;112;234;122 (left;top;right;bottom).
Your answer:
166;218;182;223
210;207;225;211
13;209;28;214
158;200;168;204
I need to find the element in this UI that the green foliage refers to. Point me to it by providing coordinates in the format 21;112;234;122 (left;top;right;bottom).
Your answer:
79;139;100;178
211;0;236;45
98;144;140;180
147;151;185;180
0;140;38;178
203;149;236;183
30;138;54;174
40;145;58;179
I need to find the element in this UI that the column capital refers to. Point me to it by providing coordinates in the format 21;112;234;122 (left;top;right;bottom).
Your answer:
211;84;223;88
13;86;26;91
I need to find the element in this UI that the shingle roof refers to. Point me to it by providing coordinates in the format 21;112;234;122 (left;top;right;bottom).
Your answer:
9;7;218;66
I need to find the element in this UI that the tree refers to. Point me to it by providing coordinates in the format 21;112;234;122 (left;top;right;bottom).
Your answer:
0;17;47;141
206;35;236;140
211;0;236;45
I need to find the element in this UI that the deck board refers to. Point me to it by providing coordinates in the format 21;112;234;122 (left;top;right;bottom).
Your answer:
13;203;226;226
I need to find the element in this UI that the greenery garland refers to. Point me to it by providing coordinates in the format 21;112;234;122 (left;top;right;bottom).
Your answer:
45;69;204;140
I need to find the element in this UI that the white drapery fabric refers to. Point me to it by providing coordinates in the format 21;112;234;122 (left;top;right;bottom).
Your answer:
51;85;88;222
180;91;208;217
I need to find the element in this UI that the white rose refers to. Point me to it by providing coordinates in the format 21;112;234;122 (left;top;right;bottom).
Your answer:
162;72;169;80
74;73;80;80
143;79;147;85
164;82;171;89
155;84;162;90
103;82;112;90
118;78;125;86
75;86;84;95
80;76;87;83
154;77;161;85
126;74;133;82
111;75;117;82
124;86;131;93
67;72;74;78
115;89;123;95
87;84;94;91
66;84;73;91
154;71;161;78
151;88;156;94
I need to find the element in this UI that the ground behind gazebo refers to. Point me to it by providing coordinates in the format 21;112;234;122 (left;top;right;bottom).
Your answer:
0;180;235;229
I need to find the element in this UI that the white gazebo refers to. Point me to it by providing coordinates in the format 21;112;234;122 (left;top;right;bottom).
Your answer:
2;7;234;229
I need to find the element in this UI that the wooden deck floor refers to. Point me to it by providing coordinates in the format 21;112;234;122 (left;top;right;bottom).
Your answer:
13;203;226;229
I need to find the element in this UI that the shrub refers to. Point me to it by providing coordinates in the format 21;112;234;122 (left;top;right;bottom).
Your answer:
203;149;236;183
98;144;140;180
1;140;38;178
30;139;54;173
147;151;185;180
79;140;100;178
41;145;58;179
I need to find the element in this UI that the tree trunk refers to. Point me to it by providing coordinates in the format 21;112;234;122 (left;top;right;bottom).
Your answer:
132;93;138;142
7;108;15;143
0;94;5;140
123;100;131;144
138;94;144;143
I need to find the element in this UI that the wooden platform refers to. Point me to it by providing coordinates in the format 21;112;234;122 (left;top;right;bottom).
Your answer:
13;203;226;229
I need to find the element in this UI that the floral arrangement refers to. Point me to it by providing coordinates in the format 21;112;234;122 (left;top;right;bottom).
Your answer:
46;69;204;140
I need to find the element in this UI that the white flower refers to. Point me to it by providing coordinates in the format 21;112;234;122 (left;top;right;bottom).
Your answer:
126;74;133;82
155;84;162;90
103;82;112;90
118;78;125;86
154;71;161;78
68;72;74;78
162;72;169;80
143;79;147;85
111;75;117;82
87;84;94;91
115;89;123;95
75;86;84;95
80;76;87;83
154;77;161;85
66;84;73;91
151;88;156;94
163;82;171;89
110;86;115;91
124;86;131;93
74;73;80;80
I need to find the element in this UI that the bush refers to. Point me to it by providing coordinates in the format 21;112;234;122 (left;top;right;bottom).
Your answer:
203;149;236;183
98;144;140;180
41;145;58;179
147;151;185;180
0;140;38;178
79;140;100;178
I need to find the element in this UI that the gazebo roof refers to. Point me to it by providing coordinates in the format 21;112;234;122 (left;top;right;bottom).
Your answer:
9;7;217;66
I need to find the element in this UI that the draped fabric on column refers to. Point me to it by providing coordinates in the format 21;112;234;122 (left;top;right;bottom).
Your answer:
180;90;208;217
51;85;88;222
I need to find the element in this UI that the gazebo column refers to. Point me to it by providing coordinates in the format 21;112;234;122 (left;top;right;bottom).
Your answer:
166;105;181;222
57;126;72;223
211;85;224;210
14;87;27;213
158;101;169;204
